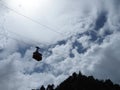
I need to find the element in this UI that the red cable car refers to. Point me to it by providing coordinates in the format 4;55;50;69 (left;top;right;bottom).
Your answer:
32;47;42;61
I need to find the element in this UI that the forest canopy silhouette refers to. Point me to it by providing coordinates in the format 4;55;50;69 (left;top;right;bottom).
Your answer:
38;72;120;90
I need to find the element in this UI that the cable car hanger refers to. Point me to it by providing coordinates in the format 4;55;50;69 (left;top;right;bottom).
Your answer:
32;47;42;61
2;26;44;61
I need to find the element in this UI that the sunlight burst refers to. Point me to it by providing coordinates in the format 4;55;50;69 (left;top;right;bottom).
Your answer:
9;0;51;15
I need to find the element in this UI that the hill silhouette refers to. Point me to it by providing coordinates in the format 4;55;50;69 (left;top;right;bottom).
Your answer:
38;71;120;90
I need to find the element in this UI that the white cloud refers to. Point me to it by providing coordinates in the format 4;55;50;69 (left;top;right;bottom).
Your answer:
91;33;120;83
0;0;120;90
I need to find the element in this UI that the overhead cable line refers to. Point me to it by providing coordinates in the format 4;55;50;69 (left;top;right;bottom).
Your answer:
3;25;50;47
0;0;64;36
0;17;49;48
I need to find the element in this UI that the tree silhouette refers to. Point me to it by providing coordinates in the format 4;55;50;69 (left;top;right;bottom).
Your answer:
40;85;45;90
46;84;54;90
40;71;120;90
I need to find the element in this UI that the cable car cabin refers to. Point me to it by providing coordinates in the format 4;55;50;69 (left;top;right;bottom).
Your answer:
32;47;42;61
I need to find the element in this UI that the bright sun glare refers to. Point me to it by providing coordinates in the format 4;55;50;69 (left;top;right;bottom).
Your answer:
10;0;50;15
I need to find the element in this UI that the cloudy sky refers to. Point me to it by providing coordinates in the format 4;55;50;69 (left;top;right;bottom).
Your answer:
0;0;120;90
